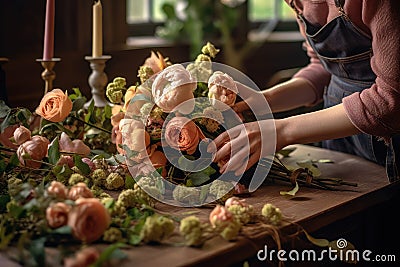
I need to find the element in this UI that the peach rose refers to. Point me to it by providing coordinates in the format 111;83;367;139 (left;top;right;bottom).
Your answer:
209;204;234;228
46;202;71;228
35;89;73;122
144;51;170;74
149;150;168;177
17;135;50;168
208;71;238;111
164;116;206;155
68;183;94;201
152;64;196;113
119;119;151;159
64;247;100;267
59;132;91;156
47;181;68;199
123;85;152;115
13;125;31;145
0;124;18;149
68;198;111;243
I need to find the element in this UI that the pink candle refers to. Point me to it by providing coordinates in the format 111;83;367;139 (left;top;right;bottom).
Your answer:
43;0;55;60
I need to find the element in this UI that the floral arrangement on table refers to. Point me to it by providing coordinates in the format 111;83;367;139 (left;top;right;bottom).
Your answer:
0;42;356;266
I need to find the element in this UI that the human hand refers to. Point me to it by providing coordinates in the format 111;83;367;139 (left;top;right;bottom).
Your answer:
207;119;276;176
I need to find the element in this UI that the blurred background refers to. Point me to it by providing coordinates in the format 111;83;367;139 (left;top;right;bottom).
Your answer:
0;0;309;111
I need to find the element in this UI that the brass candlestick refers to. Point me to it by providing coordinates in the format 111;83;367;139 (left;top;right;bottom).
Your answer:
84;55;111;108
36;58;61;95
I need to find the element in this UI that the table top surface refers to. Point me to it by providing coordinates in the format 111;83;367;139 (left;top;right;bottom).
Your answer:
1;144;399;267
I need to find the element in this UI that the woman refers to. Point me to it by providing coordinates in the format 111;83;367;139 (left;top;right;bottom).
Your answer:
210;0;400;182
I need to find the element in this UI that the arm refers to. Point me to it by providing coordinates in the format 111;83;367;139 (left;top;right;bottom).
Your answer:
276;104;360;151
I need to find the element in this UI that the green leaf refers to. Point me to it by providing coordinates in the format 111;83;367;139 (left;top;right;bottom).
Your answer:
50;225;72;235
187;172;210;186
6;153;20;172
0;100;11;118
73;155;91;175
279;181;299;196
200;184;210;203
0;159;6;175
104;104;112;119
304;230;329;247
0;112;12;133
129;234;142;246
124;174;135;189
296;160;321;177
48;136;60;165
28;237;46;267
0;194;10;213
72;96;87;111
277;147;297;157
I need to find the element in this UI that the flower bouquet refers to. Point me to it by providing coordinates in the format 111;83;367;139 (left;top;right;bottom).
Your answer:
0;42;359;266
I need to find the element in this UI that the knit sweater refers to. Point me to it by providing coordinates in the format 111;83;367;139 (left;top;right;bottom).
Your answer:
285;0;400;139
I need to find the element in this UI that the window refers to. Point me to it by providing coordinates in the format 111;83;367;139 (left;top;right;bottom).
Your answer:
126;0;296;37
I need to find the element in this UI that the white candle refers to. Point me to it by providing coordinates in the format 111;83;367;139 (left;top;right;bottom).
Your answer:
92;0;103;58
43;0;55;60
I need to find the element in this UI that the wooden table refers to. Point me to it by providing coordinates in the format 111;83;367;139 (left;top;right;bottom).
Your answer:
1;144;399;267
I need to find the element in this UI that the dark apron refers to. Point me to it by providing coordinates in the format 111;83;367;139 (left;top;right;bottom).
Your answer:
290;0;399;181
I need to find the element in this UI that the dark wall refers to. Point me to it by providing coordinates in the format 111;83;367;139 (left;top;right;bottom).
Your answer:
0;1;308;111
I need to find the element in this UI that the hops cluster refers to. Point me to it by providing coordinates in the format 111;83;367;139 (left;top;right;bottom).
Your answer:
209;180;235;204
172;185;201;205
261;203;282;226
179;215;207;247
105;173;125;190
106;77;127;104
140;214;175;243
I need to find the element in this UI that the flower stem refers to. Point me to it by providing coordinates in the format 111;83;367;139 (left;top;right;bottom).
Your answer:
71;115;112;134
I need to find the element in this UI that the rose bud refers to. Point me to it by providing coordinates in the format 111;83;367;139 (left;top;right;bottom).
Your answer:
46;202;71;228
13;125;31;145
47;181;69;199
17;135;50;168
68;182;94;201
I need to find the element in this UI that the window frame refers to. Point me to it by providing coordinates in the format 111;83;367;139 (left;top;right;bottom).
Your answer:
126;0;298;38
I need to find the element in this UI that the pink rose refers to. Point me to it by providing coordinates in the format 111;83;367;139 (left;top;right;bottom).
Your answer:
47;181;68;199
164;116;206;155
59;132;91;156
0;124;18;149
64;247;100;267
68;183;94;201
46;202;71;228
152;64;196;113
17;135;50;168
13;125;31;145
68;198;111;243
208;71;238;111
209;204;234;228
35;89;73;122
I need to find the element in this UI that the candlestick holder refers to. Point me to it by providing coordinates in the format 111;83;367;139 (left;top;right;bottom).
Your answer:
36;58;61;95
84;55;111;108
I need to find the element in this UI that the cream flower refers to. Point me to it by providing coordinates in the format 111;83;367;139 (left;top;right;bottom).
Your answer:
152;64;196;113
208;71;238;111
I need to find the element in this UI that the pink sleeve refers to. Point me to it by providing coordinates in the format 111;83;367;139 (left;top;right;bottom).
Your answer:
342;0;400;138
